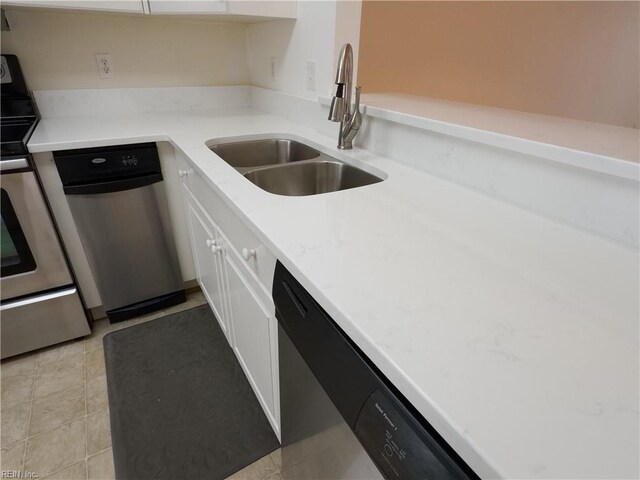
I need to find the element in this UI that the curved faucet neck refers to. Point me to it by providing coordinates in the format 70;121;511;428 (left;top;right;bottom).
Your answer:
329;43;362;150
335;43;353;116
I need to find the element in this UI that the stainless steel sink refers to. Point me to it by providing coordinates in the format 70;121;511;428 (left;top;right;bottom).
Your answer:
243;160;383;196
208;136;384;196
208;138;321;169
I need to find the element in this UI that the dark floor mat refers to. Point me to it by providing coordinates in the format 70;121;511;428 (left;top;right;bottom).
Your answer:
103;304;280;480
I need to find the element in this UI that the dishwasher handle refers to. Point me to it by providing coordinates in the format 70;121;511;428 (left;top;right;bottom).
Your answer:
63;173;163;195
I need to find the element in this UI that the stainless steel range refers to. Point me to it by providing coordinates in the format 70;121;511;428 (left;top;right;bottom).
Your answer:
0;54;89;359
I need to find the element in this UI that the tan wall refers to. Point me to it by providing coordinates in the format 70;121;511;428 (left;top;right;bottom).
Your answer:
0;8;250;90
358;1;640;128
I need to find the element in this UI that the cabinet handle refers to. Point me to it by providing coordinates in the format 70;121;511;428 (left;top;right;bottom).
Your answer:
242;248;256;261
179;169;189;178
212;245;223;254
206;239;217;248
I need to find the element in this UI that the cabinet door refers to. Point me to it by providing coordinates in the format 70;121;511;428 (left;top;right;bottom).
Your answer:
1;0;145;13
147;0;226;14
224;251;278;433
158;145;195;283
186;200;231;343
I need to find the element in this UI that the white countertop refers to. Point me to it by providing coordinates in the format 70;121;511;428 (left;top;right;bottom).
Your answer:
29;107;639;479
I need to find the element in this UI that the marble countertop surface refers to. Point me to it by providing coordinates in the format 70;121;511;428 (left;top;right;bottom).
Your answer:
29;107;639;479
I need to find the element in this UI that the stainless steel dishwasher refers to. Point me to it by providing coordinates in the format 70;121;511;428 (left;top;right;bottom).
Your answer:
54;143;185;322
273;262;479;480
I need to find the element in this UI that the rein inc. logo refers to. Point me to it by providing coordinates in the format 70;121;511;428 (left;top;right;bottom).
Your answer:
1;471;38;479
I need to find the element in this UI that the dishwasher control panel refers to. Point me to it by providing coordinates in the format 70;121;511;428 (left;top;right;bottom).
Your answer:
355;390;470;479
54;142;161;186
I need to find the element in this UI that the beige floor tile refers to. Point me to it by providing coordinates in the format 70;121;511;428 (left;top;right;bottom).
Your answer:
185;289;207;307
226;454;278;480
86;374;109;414
1;353;37;379
1;372;35;410
84;320;111;353
33;354;84;399
87;448;115;480
109;310;167;331
85;349;105;381
1;403;30;446
0;441;25;471
162;290;207;317
266;474;283;480
29;386;85;437
37;340;85;366
87;409;111;455
189;288;206;304
43;460;87;480
24;419;86;478
269;448;282;470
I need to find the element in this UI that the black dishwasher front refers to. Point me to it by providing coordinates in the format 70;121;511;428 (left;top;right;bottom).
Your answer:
273;261;478;480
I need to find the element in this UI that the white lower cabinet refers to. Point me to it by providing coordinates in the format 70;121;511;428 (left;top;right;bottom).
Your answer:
186;198;232;344
179;173;280;438
224;251;278;431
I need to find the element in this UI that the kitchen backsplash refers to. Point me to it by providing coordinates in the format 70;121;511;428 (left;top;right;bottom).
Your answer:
0;8;250;90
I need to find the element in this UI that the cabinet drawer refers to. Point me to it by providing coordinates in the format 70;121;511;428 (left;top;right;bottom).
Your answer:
187;167;276;297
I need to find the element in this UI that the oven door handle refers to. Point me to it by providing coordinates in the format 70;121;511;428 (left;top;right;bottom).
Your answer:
0;287;78;311
0;158;29;172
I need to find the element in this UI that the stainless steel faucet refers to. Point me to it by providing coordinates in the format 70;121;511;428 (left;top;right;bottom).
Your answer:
328;43;362;150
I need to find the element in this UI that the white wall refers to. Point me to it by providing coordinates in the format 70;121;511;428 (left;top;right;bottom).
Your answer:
0;8;251;90
2;2;361;96
246;0;361;98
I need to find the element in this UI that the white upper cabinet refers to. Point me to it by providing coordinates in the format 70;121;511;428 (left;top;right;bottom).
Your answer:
1;0;145;13
224;1;296;19
147;0;296;18
146;0;226;14
2;0;297;19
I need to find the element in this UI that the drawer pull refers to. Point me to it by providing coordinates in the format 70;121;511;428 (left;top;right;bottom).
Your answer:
179;169;189;178
242;248;256;261
206;239;217;248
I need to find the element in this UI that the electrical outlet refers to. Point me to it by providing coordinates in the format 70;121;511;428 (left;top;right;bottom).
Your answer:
306;60;316;92
95;53;114;79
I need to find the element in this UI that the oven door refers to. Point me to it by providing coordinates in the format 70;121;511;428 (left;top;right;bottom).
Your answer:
1;161;72;301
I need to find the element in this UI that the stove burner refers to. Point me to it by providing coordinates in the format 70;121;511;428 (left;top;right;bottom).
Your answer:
0;56;12;84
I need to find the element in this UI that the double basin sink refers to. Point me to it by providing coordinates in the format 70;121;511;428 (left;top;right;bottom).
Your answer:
208;137;383;196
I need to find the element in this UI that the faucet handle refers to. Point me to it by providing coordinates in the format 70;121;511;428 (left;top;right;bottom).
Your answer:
354;86;361;111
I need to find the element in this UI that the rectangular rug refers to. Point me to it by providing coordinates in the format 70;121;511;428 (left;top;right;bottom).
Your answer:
103;304;280;480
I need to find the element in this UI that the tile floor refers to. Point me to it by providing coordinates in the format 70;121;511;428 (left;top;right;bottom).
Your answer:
1;289;283;480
